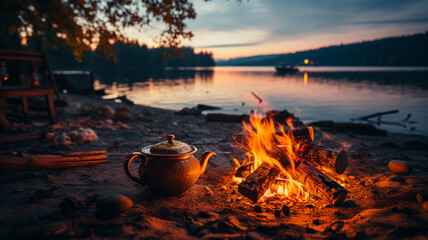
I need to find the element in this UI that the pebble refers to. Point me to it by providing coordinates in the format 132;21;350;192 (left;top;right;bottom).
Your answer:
253;205;263;213
423;202;428;210
96;194;132;218
281;205;290;216
388;160;411;175
416;192;428;203
274;210;281;218
313;219;320;225
113;111;134;122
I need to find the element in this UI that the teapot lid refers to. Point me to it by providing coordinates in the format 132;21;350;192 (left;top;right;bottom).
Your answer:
150;134;193;154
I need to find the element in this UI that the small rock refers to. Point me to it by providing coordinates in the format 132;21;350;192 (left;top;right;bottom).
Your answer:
113;111;134;122
274;210;281;218
187;221;204;235
253;205;263;213
45;132;54;141
343;199;357;208
423;202;428;210
388;160;411;175
313;219;320;225
405;178;417;185
416;192;428;203
305;204;315;208
281;205;290;216
105;119;113;125
97;194;132;218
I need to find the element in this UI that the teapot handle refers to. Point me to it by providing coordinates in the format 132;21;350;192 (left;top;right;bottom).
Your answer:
124;152;147;185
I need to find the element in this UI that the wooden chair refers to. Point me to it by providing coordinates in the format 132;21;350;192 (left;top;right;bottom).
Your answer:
0;49;58;123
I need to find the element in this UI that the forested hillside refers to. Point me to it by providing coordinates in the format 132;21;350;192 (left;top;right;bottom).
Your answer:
217;31;428;66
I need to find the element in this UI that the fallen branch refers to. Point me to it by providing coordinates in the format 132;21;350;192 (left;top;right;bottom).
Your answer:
352;109;398;121
251;91;263;103
0;151;108;172
0;130;44;144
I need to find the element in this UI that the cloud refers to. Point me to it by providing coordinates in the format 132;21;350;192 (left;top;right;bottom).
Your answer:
187;0;428;58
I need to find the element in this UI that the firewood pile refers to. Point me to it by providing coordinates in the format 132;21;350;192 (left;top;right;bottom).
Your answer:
233;126;349;206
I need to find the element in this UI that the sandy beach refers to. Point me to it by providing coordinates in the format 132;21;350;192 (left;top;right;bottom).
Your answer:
1;93;427;239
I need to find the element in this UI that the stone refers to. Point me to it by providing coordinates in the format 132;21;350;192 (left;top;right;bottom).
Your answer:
113;111;134;122
423;202;428;211
96;194;132;218
103;106;116;118
253;205;263;213
388;160;411;175
274;209;281;218
416;192;428;203
282;205;290;216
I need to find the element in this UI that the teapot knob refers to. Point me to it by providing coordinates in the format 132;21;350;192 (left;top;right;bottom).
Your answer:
167;134;175;145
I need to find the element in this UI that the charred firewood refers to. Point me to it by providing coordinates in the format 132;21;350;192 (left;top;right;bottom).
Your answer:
293;160;347;206
238;162;280;203
234;126;314;146
235;136;348;205
293;143;348;174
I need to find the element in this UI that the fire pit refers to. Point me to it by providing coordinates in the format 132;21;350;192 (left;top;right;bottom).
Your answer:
232;110;349;206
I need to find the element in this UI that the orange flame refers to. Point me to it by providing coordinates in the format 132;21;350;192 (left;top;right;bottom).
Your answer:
235;109;308;201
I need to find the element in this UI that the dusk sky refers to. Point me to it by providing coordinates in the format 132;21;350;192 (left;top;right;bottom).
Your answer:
134;0;428;60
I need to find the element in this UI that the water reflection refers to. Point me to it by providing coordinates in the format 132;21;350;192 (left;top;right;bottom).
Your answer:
94;66;428;135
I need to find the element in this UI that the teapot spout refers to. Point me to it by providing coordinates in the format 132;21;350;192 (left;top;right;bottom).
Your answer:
198;151;216;176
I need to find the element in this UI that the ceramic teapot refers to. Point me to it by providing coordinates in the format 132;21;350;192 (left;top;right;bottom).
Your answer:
124;134;216;195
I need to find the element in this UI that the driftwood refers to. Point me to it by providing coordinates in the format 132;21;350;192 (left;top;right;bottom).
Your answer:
293;143;348;174
238;162;280;203
353;109;399;121
206;113;250;123
0;130;44;144
311;121;387;136
0;150;108;172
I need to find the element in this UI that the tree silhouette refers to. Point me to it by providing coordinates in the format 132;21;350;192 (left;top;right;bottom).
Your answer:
0;0;197;62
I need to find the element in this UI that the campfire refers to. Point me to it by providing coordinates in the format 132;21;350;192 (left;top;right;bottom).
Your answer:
232;110;348;206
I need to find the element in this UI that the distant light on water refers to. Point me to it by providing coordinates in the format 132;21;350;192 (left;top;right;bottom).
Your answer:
304;59;309;64
303;72;308;85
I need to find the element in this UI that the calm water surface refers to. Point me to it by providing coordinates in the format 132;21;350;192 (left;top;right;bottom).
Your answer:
94;66;428;135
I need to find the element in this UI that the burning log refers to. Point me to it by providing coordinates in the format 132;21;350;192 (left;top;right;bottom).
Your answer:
234;126;314;146
238;162;280;203
0;151;108;172
293;160;347;206
294;143;348;174
235;134;348;205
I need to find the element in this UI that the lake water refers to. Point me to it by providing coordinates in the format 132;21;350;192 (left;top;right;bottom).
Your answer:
94;66;428;135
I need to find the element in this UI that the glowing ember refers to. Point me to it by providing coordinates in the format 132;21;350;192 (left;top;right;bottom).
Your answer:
234;110;309;201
